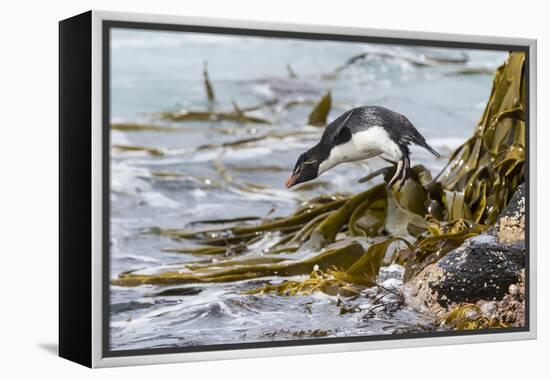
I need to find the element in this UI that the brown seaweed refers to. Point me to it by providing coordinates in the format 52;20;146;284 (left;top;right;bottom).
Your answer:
111;123;185;132
308;91;332;126
112;144;166;156
203;61;216;103
113;242;366;286
440;303;509;330
158;110;271;125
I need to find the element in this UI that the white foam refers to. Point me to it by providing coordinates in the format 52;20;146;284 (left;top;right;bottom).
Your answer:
140;191;179;208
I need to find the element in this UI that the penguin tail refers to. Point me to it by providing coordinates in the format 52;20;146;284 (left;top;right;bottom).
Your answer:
422;142;441;158
398;115;441;159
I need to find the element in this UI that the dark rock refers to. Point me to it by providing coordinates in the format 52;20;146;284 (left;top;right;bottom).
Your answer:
432;235;525;306
493;269;525;327
492;182;526;243
150;286;203;297
405;182;527;318
495;183;526;221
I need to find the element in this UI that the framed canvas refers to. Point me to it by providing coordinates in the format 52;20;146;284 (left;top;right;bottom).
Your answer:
59;10;537;368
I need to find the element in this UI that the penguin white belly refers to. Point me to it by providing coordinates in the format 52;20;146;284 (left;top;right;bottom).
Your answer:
318;126;402;175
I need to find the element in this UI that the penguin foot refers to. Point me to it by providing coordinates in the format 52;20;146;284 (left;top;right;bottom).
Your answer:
387;159;403;187
387;156;410;191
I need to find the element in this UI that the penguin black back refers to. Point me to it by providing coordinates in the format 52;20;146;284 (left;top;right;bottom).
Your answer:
321;106;441;158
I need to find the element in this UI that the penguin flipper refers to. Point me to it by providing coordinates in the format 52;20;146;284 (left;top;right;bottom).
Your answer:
323;109;355;145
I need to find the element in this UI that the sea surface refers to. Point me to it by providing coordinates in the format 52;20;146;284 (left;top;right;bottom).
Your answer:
109;28;507;351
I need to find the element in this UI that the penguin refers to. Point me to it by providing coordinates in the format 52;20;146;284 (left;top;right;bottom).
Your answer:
284;106;440;190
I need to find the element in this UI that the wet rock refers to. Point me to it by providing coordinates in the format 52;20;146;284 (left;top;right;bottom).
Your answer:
477;269;525;327
431;235;524;306
494;183;526;221
495;269;526;326
403;264;447;318
492;183;526;244
405;183;526;323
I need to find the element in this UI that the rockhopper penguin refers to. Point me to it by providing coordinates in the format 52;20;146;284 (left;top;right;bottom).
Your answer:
285;106;440;190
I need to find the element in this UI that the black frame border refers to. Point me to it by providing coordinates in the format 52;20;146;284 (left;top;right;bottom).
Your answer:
101;19;531;359
59;11;93;367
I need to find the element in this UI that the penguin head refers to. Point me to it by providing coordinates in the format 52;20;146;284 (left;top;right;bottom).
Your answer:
285;147;323;189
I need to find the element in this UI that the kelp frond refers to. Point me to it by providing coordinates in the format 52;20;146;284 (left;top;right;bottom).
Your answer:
245;269;361;297
440;303;509;330
203;61;216;103
113;241;366;287
247;238;403;296
158;110;271;124
438;52;526;225
111;123;185;132
112;144;167;156
308;91;332;126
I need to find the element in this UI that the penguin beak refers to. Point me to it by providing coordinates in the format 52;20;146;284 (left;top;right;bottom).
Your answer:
284;172;300;189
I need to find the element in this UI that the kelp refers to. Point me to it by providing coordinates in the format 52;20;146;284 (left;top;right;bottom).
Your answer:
286;64;298;79
162;244;247;256
308;184;387;248
112;144;167;156
440;303;509;330
438;52;526;225
113;241;366;286
189;216;263;225
196;130;316;151
308;91;332;126
229;165;286;173
247;238;401;296
150;226;269;246
111;123;185;132
330;238;405;286
114;51;525;309
445;67;496;76
155;63;276;125
143;197;345;257
158;110;271;124
230;197;347;236
203;61;216;103
245;269;361;297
